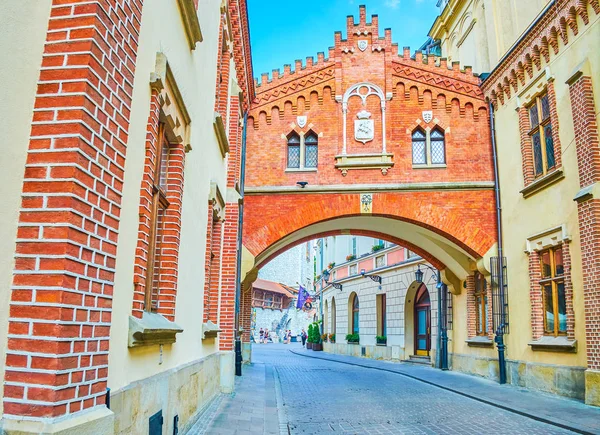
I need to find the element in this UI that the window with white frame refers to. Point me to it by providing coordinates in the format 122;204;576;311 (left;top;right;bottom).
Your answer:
412;127;446;167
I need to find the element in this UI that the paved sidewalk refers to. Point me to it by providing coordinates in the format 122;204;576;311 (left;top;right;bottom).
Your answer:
291;348;600;435
187;362;279;435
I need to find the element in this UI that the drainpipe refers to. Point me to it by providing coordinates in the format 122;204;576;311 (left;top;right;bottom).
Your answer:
489;101;507;384
436;270;442;369
234;111;248;377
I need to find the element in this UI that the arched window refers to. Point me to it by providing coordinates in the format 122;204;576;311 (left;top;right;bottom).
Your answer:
351;294;359;334
412;129;427;165
304;133;318;168
331;297;336;335
430;128;446;164
287;133;300;168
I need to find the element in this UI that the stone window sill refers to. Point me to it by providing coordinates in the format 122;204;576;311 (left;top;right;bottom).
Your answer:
128;312;183;348
285;168;318;173
202;320;221;340
520;167;564;198
412;163;447;169
466;336;494;347
347;342;360;345
528;336;577;352
376;343;387;347
335;153;394;176
177;0;203;50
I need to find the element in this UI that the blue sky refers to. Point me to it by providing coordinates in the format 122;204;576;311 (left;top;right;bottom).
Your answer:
247;0;440;79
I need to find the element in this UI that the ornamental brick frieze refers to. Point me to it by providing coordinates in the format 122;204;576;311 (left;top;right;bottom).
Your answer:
391;60;484;101
253;66;336;106
482;0;599;107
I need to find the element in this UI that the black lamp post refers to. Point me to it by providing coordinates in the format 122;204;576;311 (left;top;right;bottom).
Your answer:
415;264;448;371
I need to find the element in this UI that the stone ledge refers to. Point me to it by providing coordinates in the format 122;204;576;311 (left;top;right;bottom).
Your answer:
466;336;494;347
202;320;221;340
528;336;577;352
335;152;394;176
213;112;230;158
520;167;564;198
128;312;183;348
177;0;203;49
1;406;114;435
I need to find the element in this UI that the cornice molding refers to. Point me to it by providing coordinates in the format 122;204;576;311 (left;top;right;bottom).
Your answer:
177;0;203;50
244;181;495;195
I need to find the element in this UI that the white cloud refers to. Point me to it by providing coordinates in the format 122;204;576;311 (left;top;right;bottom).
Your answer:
385;0;400;8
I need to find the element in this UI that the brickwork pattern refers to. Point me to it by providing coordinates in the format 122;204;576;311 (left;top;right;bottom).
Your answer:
5;0;143;418
131;91;186;320
528;244;575;341
569;74;600;370
220;207;240;351
483;0;600;106
529;252;544;340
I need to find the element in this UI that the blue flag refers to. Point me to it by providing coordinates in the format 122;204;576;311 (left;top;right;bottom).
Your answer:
296;285;310;309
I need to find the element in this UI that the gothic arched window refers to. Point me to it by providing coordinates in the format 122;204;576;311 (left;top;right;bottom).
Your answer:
430;128;446;164
304;132;318;168
412;129;427;165
287;133;300;168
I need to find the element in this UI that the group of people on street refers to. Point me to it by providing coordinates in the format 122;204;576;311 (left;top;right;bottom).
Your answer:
258;328;306;344
258;328;270;344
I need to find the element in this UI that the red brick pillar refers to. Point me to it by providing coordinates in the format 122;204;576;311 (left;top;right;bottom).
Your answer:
4;0;143;422
568;72;600;406
219;207;239;351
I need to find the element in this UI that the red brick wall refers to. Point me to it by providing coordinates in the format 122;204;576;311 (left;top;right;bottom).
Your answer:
569;74;600;370
5;0;143;418
244;6;495;267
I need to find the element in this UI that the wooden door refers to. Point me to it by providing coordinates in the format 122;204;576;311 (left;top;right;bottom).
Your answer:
414;285;431;356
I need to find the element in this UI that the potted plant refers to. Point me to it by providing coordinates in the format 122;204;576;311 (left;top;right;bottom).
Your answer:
372;243;384;252
328;262;336;269
321;333;328;343
346;333;360;344
376;335;387;345
306;324;313;350
346;254;356;261
315;274;321;281
329;333;336;343
311;323;323;351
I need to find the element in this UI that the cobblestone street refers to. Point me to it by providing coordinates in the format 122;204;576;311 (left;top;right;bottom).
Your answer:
194;344;600;434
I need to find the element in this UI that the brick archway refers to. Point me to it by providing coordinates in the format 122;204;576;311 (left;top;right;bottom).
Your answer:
243;191;497;285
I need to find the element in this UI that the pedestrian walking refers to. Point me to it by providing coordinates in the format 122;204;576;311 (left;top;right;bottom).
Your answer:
259;328;264;344
264;328;269;344
287;329;292;344
301;328;307;347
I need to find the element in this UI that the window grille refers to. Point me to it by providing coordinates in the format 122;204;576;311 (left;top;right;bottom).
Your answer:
375;255;385;268
430;129;445;164
412;129;426;164
287;134;300;168
304;133;318;168
490;256;509;334
446;287;453;330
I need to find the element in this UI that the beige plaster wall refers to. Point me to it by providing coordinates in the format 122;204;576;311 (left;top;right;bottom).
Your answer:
434;0;553;73
0;0;52;416
493;12;600;370
108;0;229;395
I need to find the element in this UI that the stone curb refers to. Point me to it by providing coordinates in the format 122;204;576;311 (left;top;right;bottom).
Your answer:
290;349;595;435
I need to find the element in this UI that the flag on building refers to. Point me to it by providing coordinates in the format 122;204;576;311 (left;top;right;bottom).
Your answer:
296;285;312;309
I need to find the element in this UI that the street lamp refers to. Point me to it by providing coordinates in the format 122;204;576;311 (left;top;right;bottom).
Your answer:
322;268;342;290
414;263;449;371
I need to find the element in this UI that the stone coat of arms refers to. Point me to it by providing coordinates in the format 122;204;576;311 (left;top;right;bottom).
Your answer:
297;116;307;128
354;110;374;143
422;111;433;124
358;40;368;52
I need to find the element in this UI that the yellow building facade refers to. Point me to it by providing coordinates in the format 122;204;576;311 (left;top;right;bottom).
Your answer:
431;0;600;405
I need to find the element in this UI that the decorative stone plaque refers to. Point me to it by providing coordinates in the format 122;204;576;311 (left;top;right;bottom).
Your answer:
354;110;374;144
297;116;307;128
360;193;373;213
358;40;368;52
422;111;433;123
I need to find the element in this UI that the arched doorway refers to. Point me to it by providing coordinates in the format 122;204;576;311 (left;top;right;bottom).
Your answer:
414;284;431;356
